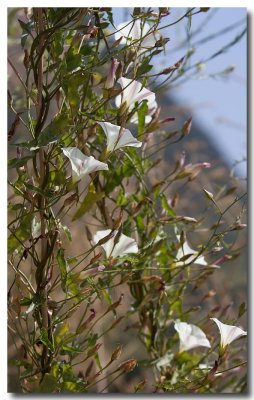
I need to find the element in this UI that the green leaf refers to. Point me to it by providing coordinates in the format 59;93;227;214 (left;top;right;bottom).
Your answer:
72;184;105;221
94;352;103;371
8;214;33;254
49;169;66;185
39;373;58;393
87;277;102;301
61;224;72;241
62;74;84;115
54;322;70;345
160;194;176;217
238;302;247;319
20;297;33;306
138;100;148;137
24;182;55;198
60;344;83;355
66;52;82;72
52;30;64;59
8;203;25;211
39;328;54;353
80;43;94;56
62;380;87;393
104;9;115;28
101;287;112;307
105;162;135;195
57;248;69;292
136;58;153;77
8;156;33;169
18;19;34;48
36;113;69;147
99;21;110;29
116;188;128;206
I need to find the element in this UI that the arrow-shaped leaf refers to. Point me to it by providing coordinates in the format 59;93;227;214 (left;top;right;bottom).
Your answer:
72;184;105;221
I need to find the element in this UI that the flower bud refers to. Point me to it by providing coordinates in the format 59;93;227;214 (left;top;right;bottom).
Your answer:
105;58;120;89
87;343;102;358
118;359;137;372
182;117;192;136
111;344;123;361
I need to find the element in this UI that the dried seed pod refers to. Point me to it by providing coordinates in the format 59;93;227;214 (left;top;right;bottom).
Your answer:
111;344;123;361
118;358;137;373
76;309;96;334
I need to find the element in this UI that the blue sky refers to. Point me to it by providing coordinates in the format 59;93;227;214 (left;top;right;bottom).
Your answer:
112;8;247;178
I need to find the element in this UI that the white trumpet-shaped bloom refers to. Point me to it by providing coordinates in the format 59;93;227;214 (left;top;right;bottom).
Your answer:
62;147;108;182
116;77;156;112
115;19;159;49
93;229;138;258
174;321;211;353
97;121;142;152
210;318;247;349
175;235;207;266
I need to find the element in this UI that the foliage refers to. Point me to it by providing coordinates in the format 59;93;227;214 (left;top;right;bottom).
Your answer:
8;7;247;394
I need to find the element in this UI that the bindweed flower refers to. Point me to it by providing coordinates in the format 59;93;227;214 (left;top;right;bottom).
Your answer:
114;19;159;49
175;235;207;266
93;228;138;258
105;58;120;89
115;77;156;115
210;318;247;355
62;147;108;182
174;321;211;353
97;121;142;152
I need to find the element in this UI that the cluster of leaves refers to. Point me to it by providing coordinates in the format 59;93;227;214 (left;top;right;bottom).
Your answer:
8;7;247;393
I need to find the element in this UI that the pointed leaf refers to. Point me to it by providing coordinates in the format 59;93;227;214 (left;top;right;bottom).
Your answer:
37;114;69;147
72;184;105;221
57;248;69;292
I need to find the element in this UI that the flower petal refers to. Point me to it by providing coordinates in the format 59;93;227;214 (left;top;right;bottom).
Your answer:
114;19;159;49
174;321;211;352
175;235;207;266
93;229;138;258
111;233;138;258
117;77;156;110
115;20;141;44
98;121;142;152
62;147;108;181
210;318;247;348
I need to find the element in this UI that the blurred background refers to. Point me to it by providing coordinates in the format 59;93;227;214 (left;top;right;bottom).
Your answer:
8;8;247;393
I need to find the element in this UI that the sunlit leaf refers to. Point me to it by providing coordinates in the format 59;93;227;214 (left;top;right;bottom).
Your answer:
72;183;105;221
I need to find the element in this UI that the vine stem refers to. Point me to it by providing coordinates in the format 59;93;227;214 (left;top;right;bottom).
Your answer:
36;7;49;374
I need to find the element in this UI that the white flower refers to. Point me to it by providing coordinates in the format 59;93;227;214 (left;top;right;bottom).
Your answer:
115;19;159;49
210;318;247;350
115;77;156;113
175;235;207;266
174;321;211;353
62;147;108;182
93;229;138;258
97;121;142;152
